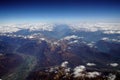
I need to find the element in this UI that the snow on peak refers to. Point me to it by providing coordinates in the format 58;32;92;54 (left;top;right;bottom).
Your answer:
101;37;120;42
102;37;109;41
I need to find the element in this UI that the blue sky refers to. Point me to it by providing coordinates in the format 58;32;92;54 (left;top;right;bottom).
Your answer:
0;0;120;24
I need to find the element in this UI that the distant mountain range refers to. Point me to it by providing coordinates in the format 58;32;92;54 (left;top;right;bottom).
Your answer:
0;23;120;80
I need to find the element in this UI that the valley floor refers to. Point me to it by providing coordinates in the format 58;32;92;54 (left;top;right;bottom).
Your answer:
1;53;37;80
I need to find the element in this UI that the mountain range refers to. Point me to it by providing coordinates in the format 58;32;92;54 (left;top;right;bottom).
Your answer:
0;23;120;80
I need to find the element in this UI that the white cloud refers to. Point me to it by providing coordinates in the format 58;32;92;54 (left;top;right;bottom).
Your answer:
0;23;55;33
108;73;116;80
73;65;101;78
49;66;59;73
110;63;119;67
68;23;120;33
86;71;101;78
74;73;85;78
65;68;70;72
1;23;120;34
74;65;86;72
64;68;71;75
86;63;96;66
73;65;86;77
61;61;69;67
49;68;54;72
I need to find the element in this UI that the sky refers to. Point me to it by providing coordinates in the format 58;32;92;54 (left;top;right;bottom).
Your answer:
0;0;120;24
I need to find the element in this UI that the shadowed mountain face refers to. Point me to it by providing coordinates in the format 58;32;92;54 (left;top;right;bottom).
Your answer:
0;53;23;77
0;40;15;53
96;40;120;57
0;23;120;80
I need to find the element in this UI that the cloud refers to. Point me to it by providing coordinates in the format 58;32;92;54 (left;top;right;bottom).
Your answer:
110;63;119;67
73;65;101;78
65;68;70;73
108;73;116;80
49;67;54;72
86;71;101;78
61;61;69;67
64;68;71;75
73;65;86;77
0;23;55;33
86;63;96;66
69;23;120;33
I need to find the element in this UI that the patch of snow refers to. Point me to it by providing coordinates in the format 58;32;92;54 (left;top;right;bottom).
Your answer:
40;38;45;41
53;42;60;46
87;43;94;48
63;35;79;40
68;40;78;44
28;36;34;39
102;37;109;41
101;37;120;42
